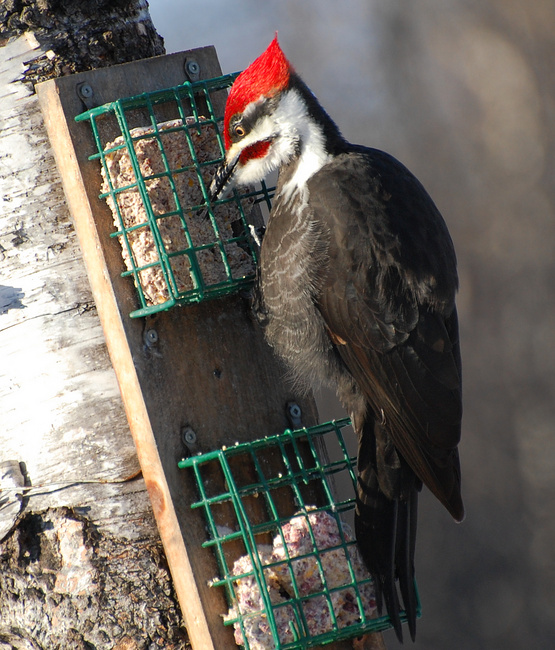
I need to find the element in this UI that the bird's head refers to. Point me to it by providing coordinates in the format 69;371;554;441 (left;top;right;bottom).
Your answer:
210;36;325;200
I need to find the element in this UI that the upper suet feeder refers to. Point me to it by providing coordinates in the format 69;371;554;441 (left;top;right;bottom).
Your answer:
76;74;273;318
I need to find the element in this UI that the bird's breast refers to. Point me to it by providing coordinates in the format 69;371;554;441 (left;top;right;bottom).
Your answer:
257;192;337;388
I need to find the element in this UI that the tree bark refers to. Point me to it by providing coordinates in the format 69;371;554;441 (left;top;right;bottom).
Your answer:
0;4;191;649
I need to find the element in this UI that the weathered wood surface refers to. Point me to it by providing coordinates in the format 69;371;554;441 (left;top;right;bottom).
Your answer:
35;47;374;650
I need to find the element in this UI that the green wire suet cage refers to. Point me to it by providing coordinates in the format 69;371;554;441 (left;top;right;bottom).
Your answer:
179;419;420;649
76;73;273;318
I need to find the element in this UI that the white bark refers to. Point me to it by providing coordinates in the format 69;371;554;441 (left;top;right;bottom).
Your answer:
0;34;149;541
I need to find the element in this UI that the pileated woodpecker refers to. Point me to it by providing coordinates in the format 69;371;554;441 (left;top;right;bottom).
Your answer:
211;37;463;642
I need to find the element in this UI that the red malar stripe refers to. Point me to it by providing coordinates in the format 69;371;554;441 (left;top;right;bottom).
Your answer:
239;140;271;164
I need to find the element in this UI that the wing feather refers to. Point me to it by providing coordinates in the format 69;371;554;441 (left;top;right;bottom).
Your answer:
309;147;464;520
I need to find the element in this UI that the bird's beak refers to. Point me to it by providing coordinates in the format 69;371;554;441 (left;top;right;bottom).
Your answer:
209;151;240;202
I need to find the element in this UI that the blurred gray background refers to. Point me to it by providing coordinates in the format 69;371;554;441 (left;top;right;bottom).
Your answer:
148;1;555;648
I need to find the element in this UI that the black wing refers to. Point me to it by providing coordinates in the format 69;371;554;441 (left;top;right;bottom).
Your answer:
309;147;463;517
309;148;463;640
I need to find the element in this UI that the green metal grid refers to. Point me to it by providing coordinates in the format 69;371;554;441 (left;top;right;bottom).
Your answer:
76;73;273;318
179;419;420;648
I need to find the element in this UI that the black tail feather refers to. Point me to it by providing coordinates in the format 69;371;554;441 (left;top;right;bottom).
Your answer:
355;418;419;643
395;491;418;641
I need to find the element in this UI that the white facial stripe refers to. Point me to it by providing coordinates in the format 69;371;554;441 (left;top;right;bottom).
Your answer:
227;88;330;192
276;90;330;201
226;114;275;163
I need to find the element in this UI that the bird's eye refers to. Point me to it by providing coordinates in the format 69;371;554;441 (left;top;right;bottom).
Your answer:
233;124;246;138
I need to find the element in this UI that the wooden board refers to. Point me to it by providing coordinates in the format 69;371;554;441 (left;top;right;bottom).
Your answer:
35;48;369;650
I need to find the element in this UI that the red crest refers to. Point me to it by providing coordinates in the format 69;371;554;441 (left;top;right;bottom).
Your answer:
224;36;293;149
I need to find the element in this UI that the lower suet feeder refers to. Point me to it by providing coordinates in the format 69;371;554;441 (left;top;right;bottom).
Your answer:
179;419;420;649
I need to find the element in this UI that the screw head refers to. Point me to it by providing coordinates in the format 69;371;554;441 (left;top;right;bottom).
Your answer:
78;83;93;98
185;59;200;81
145;328;158;345
288;403;301;419
187;60;200;75
287;401;302;427
182;427;197;445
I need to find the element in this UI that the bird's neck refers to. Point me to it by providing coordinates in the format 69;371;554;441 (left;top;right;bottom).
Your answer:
277;129;328;205
276;78;345;204
289;74;346;155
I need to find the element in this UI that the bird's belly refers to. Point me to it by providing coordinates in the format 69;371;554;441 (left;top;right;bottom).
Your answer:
258;221;343;393
262;262;325;368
